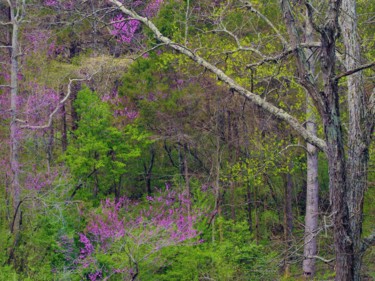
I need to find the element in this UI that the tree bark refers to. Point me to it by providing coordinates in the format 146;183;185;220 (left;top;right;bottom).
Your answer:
340;1;370;279
303;112;319;277
303;10;319;278
283;169;293;276
319;2;354;278
9;1;20;235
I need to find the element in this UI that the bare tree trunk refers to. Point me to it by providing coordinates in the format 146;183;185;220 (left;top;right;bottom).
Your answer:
212;131;221;243
227;109;236;221
246;182;252;232
183;144;191;216
320;16;353;280
303;110;319;277
254;182;259;244
303;11;319;277
143;147;155;195
340;1;369;279
9;2;20;235
283;170;293;276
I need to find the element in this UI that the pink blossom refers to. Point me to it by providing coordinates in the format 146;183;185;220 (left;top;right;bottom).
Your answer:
44;0;58;6
110;15;140;43
79;233;94;259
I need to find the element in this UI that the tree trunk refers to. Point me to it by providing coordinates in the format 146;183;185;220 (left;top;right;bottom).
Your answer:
340;1;369;279
303;115;319;277
283;170;293;276
183;144;191;216
320;18;353;279
246;182;253;232
9;3;20;235
143;147;155;195
303;11;319;277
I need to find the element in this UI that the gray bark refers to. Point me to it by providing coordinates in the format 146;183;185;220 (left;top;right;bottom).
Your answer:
303;105;319;277
340;1;370;279
283;169;293;276
303;11;319;278
9;0;21;234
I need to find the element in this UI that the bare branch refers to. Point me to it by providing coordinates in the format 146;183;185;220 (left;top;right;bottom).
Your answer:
0;21;12;25
20;75;94;130
246;42;321;68
131;43;167;60
278;144;309;154
305;1;323;33
109;0;328;153
305;255;335;263
334;60;375;81
211;27;266;58
241;0;289;48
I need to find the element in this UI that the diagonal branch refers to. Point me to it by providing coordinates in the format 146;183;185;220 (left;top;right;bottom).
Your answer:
18;75;94;129
109;0;328;153
241;0;289;48
334;60;375;81
246;42;321;68
212;27;266;58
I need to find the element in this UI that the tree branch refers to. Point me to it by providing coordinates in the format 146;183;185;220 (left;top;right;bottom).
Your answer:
245;42;321;68
211;27;266;58
109;0;328;153
0;21;12;25
305;255;335;263
241;0;289;48
19;75;94;129
334;60;375;81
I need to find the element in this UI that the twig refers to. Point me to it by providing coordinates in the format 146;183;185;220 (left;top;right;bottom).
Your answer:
334;60;375;81
19;75;95;129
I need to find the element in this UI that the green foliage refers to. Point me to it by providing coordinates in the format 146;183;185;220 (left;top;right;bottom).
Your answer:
64;87;151;198
148;219;277;281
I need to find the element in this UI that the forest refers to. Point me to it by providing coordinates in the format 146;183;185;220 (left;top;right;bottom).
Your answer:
0;0;374;280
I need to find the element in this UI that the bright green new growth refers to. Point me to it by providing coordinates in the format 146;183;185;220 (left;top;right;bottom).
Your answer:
64;87;151;198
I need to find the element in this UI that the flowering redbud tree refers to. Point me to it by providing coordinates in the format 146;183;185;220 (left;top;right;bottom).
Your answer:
110;0;164;44
76;184;201;281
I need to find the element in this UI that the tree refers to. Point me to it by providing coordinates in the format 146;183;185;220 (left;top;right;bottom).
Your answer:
303;5;320;277
64;87;151;198
108;0;375;280
2;0;24;239
77;187;199;280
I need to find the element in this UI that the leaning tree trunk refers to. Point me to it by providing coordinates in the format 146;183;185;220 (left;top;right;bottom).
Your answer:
340;0;370;279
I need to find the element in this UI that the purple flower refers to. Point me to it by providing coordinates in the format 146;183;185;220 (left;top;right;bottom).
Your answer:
110;15;140;43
